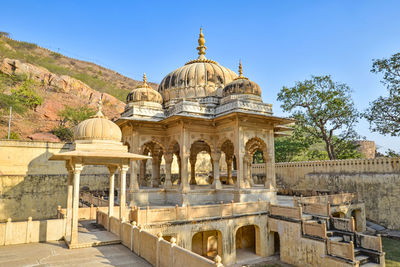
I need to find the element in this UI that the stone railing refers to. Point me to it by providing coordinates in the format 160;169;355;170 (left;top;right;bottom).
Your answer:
356;233;383;252
130;200;269;225
58;205;119;221
251;163;266;175
294;193;355;206
331;217;355;232
96;210;223;267
80;192;109;207
0;217;65;245
269;204;302;220
326;239;355;261
276;157;400;173
302;220;327;239
301;202;331;217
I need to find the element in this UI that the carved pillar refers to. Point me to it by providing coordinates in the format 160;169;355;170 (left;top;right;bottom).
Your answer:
71;164;83;245
65;163;73;241
247;158;253;187
119;165;129;221
189;156;197;185
151;156;158;187
139;159;147;187
108;166;117;224
265;145;275;189
180;154;190;191
226;157;234;185
212;151;222;189
129;161;139;191
164;153;173;188
177;155;182;185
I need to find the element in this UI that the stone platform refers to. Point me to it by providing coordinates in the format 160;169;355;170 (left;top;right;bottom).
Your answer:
0;241;151;267
66;220;120;249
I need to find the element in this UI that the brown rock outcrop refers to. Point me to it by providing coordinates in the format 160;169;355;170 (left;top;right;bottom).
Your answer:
0;58;125;113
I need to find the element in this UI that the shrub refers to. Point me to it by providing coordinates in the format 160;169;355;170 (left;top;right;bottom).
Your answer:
4;131;19;140
11;79;43;109
52;126;73;141
0;93;27;114
51;52;62;59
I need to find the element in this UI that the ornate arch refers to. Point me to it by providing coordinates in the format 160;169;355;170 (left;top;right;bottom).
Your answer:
245;137;267;161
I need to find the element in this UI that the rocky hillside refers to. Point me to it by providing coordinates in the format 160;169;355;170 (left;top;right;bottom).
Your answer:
0;35;156;141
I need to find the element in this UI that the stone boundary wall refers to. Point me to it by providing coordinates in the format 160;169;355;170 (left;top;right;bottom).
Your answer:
275;158;400;230
0;140;111;221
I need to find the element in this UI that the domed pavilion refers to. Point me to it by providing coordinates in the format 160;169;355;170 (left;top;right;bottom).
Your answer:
49;99;150;247
117;29;293;207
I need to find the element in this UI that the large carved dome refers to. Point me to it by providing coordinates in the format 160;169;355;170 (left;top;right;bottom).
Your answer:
158;29;237;106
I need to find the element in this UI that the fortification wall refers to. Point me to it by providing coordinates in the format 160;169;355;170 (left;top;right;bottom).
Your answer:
276;158;400;229
0;140;109;221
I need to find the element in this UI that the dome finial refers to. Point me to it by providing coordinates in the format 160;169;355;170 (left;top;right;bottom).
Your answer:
238;60;243;78
138;73;151;88
234;60;248;80
94;94;105;118
197;27;207;59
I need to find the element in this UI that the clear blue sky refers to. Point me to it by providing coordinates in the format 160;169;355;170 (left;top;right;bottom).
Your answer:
1;1;400;152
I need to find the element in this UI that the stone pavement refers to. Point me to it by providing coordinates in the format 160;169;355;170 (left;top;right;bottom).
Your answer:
0;241;151;267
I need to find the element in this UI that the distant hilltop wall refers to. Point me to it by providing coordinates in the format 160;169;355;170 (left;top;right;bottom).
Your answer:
276;158;400;229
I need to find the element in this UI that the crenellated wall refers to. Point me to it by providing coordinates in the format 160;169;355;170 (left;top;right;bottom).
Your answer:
275;158;400;229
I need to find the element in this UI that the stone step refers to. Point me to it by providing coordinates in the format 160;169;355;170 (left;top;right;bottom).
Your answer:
355;255;370;265
327;230;334;236
354;248;361;255
329;236;343;242
302;214;313;220
360;262;380;267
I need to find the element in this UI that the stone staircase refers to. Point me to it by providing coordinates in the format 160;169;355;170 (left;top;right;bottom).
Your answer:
301;214;384;266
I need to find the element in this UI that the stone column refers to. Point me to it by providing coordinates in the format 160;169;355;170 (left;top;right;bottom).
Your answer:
65;167;73;241
180;154;190;192
164;153;173;188
226;157;234;185
212;151;222;189
108;166;117;223
119;165;129;221
177;155;181;185
71;164;83;245
140;159;147;187
189;156;197;185
247;157;253;187
129;161;139;191
151;157;159;188
265;145;275;188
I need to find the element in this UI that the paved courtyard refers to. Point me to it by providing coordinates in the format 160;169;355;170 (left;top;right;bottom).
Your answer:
0;241;151;267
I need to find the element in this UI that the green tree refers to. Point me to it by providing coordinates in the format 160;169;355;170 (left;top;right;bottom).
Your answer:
364;53;400;136
58;105;96;127
11;79;43;110
277;75;360;160
52;105;95;141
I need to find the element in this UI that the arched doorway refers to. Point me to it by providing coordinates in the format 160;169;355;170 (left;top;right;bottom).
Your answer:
220;139;235;185
189;140;213;186
192;230;222;259
235;225;261;262
245;137;267;187
140;141;165;188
